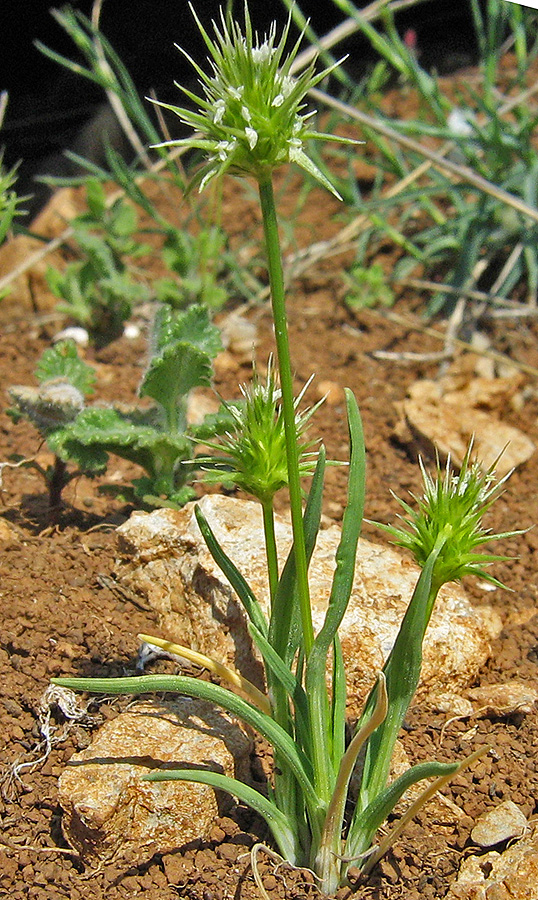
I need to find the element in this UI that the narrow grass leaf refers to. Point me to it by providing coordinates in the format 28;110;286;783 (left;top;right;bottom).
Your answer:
51;673;319;810
351;543;441;825
144;767;297;862
194;504;268;636
268;446;326;664
306;390;365;800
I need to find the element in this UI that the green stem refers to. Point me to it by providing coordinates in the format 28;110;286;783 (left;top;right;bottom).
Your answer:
261;499;279;607
258;176;314;657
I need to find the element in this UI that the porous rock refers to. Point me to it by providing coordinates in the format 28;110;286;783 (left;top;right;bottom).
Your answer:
115;494;502;714
468;682;538;717
0;518;22;549
429;691;474;718
59;697;251;864
447;824;538;899
399;376;534;476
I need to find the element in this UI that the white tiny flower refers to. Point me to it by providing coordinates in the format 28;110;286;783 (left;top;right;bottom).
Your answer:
245;127;259;149
280;75;295;98
217;139;237;161
228;85;244;100
241;105;252;123
272;93;284;108
252;42;272;64
213;99;226;125
287;137;303;162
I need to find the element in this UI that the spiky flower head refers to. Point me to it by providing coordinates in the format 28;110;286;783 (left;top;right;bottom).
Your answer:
379;444;519;590
198;358;321;504
153;3;359;195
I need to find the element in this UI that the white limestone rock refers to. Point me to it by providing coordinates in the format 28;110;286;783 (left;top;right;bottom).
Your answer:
115;495;502;715
399;376;534;477
59;697;251;864
447;824;538;900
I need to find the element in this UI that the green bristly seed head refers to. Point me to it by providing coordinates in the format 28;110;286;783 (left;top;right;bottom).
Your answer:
152;3;359;195
379;445;520;590
198;358;321;504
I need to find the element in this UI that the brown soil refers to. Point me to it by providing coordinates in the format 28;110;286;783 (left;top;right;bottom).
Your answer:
2;61;538;900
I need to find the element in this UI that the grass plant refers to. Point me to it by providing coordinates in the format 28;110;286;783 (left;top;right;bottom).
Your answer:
52;5;518;891
0;154;25;248
0;92;27;258
321;0;538;317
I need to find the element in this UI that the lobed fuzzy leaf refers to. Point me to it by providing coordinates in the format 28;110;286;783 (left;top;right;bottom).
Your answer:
55;406;191;482
35;340;96;397
140;341;213;422
151;304;222;358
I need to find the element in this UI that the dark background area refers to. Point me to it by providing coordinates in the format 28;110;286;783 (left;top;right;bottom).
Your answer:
1;0;478;216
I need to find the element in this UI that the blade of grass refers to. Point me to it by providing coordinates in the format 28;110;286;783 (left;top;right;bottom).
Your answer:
194;504;269;636
144;767;298;862
51;673;319;810
306;390;365;802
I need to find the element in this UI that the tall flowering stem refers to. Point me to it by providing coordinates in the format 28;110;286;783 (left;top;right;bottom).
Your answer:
151;1;359;655
258;176;314;655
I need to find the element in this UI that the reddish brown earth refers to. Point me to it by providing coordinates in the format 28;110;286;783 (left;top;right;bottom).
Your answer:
1;65;538;900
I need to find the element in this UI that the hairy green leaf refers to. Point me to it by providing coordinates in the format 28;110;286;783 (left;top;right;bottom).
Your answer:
35;340;96;396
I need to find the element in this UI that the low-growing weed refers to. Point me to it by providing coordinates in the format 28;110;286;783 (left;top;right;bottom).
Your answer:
46;180;151;345
8;306;230;510
155;224;232;311
0;92;28;266
7;340;97;510
57;304;228;508
344;261;395;310
0;155;26;248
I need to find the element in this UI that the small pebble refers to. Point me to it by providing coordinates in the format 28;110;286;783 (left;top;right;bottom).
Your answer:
471;800;528;848
53;326;89;346
431;691;473;718
123;322;141;340
468;682;538;716
315;379;345;405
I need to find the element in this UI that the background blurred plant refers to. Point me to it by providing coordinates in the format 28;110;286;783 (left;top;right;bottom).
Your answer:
322;0;538;318
46;179;151;344
7;340;97;511
0;153;26;247
8;306;231;510
344;261;395;309
0;92;28;257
